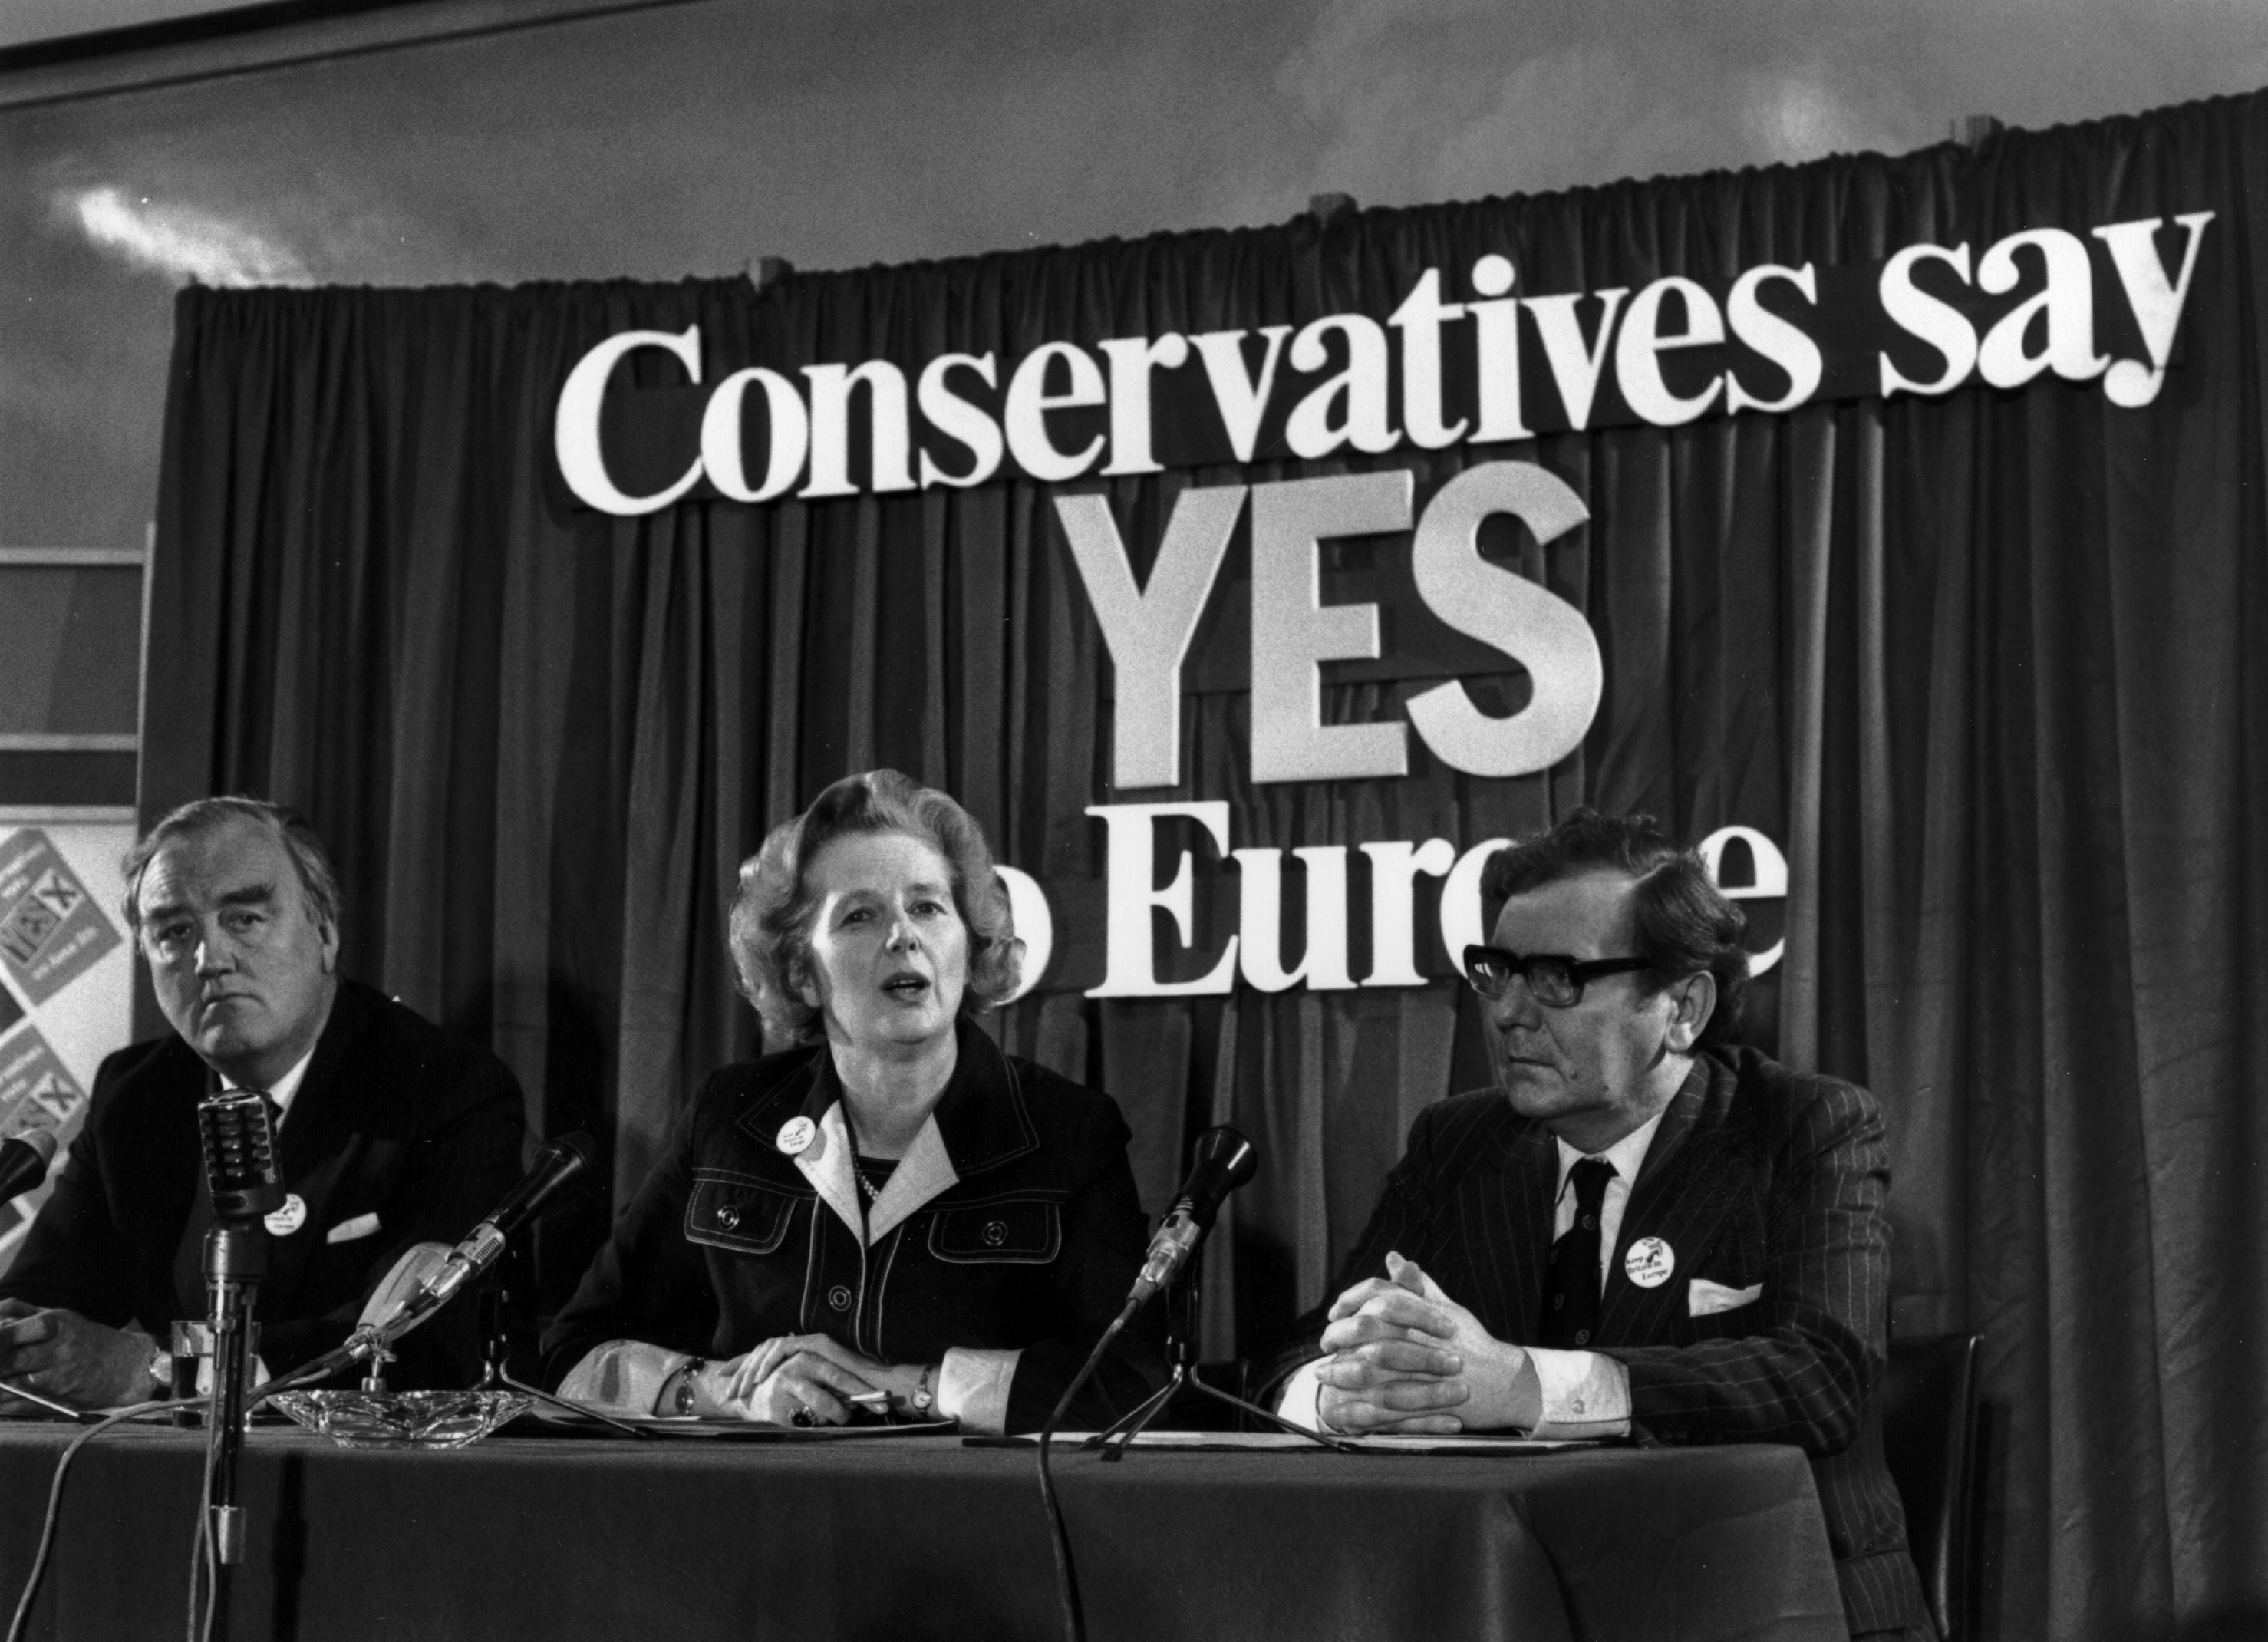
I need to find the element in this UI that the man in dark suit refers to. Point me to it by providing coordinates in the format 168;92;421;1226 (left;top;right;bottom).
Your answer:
0;798;526;1406
1272;809;1933;1641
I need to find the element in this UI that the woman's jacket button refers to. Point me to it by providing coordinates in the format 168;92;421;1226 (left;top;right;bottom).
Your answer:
827;1284;854;1311
716;1205;740;1231
983;1220;1007;1247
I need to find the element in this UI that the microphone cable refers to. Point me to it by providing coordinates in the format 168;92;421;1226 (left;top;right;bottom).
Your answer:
1030;1126;1259;1642
1033;1293;1139;1642
4;1393;193;1642
184;1378;293;1642
190;1414;218;1642
2;1380;298;1642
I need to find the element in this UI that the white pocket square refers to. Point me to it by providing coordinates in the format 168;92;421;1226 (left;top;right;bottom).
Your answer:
1689;1278;1763;1317
325;1211;382;1245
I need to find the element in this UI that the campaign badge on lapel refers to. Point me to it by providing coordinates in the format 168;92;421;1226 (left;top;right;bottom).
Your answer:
1624;1235;1674;1288
776;1116;817;1156
263;1192;308;1237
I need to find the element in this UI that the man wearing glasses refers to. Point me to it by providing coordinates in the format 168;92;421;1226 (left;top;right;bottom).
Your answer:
1271;808;1931;1642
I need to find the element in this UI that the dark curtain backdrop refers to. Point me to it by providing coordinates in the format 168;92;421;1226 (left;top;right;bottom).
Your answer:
142;91;2267;1642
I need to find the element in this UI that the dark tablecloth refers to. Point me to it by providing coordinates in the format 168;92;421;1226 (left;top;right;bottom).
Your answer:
0;1422;1845;1641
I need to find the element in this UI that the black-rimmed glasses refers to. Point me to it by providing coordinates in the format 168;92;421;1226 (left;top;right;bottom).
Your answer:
1462;945;1651;1007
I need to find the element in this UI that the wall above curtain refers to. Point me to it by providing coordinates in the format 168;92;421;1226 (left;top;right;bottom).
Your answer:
142;89;2268;1642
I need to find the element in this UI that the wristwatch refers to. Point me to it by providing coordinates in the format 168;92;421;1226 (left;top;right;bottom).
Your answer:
674;1358;707;1417
911;1363;934;1413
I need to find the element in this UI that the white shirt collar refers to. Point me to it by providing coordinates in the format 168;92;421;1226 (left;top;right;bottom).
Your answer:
794;1100;961;1246
1553;1106;1668;1199
221;1040;318;1129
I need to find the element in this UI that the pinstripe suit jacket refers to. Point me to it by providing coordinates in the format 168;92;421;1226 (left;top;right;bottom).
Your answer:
1274;1046;1930;1638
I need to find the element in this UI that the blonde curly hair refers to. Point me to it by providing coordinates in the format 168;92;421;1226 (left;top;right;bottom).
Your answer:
730;770;1024;1047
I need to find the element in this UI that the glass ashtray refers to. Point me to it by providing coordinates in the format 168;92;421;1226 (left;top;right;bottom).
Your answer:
269;1388;532;1450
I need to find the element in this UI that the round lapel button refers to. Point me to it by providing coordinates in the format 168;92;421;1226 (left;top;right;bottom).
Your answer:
776;1116;817;1156
263;1192;307;1237
1624;1235;1675;1288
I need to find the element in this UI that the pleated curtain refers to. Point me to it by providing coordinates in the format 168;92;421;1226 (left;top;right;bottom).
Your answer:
144;90;2268;1641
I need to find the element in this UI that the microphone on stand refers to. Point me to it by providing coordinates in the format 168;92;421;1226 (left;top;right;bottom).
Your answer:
191;1086;282;1587
356;1242;454;1327
1034;1124;1333;1642
346;1133;597;1356
0;1129;58;1208
1126;1126;1257;1305
196;1089;285;1222
311;1176;654;1443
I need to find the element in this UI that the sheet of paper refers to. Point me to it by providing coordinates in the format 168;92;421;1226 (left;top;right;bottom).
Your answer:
526;1404;957;1439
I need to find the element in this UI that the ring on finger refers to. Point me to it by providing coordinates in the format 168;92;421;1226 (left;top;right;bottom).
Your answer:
790;1404;816;1428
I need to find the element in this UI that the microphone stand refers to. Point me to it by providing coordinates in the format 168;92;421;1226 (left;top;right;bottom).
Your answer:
473;1269;654;1442
199;1209;267;1632
1087;1264;1354;1459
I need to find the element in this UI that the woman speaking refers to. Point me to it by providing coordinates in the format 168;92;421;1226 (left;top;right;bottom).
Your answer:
542;770;1162;1434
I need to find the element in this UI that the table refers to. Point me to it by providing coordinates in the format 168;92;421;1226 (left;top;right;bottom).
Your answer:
0;1421;1846;1641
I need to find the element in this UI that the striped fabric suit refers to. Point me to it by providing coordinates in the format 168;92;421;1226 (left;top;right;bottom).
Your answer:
1273;1046;1930;1638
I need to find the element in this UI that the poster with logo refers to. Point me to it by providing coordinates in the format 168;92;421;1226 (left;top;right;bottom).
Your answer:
0;817;136;1277
0;1028;86;1243
0;829;122;1006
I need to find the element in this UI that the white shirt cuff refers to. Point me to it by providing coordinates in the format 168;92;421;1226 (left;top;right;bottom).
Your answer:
1274;1358;1330;1429
936;1346;1021;1435
558;1340;691;1415
1524;1347;1631;1439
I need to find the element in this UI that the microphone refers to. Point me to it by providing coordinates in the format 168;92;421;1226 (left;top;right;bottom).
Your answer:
0;1129;58;1207
196;1089;285;1222
1129;1126;1257;1304
355;1242;453;1328
192;1090;279;1556
354;1133;596;1350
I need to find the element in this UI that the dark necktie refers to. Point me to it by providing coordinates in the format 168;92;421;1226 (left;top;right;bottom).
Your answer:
1538;1157;1616;1350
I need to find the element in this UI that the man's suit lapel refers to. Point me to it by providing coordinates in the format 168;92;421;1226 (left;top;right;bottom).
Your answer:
1492;1122;1559;1344
1598;1057;1751;1344
261;988;377;1310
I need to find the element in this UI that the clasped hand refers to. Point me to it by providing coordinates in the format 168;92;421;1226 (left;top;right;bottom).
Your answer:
684;1334;928;1426
1313;1252;1540;1436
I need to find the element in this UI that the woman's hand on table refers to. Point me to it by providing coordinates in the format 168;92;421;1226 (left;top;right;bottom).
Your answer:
715;1334;932;1425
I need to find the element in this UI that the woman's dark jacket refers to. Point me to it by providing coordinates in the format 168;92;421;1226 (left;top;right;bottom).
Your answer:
541;1020;1163;1432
